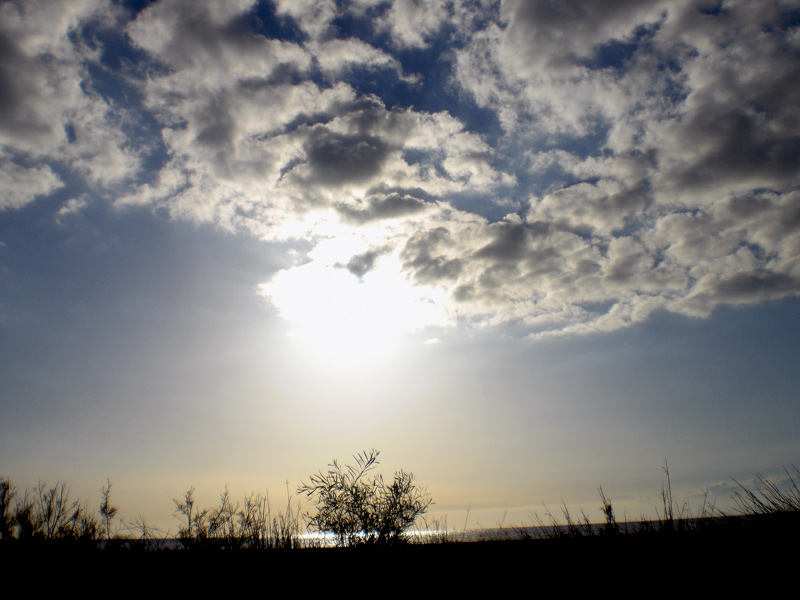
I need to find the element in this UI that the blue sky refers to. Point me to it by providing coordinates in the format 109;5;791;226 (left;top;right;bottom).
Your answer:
1;0;799;531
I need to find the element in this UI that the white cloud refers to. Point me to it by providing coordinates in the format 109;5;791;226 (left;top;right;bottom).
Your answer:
0;0;142;203
315;38;411;79
3;0;799;337
274;0;336;40
439;0;800;333
55;196;88;224
377;0;449;49
0;159;63;210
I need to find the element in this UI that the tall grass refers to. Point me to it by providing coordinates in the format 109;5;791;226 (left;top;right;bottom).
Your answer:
1;480;99;543
173;483;302;550
452;462;798;543
2;462;799;549
730;465;800;515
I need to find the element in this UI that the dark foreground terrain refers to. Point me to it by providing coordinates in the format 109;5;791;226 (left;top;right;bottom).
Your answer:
3;514;794;594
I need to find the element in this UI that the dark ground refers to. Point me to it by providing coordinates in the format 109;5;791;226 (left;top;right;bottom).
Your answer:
3;517;793;594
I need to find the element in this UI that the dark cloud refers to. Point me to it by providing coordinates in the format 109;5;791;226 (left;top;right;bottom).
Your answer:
195;98;236;149
679;129;800;193
504;0;668;68
716;272;799;300
303;129;391;186
476;221;532;262
0;15;74;149
340;246;391;279
191;95;238;176
0;30;38;141
604;245;651;285
678;271;800;317
716;190;800;243
336;193;428;224
129;0;278;71
401;227;462;284
672;66;800;192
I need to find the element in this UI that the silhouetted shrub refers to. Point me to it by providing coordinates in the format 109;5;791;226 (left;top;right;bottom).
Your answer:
298;449;432;546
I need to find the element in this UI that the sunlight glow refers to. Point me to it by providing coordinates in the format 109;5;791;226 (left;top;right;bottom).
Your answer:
260;236;448;366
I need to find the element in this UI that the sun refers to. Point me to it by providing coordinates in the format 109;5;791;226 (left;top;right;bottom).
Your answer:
260;235;447;367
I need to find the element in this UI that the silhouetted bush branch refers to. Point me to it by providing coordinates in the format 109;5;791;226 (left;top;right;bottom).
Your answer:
298;449;432;546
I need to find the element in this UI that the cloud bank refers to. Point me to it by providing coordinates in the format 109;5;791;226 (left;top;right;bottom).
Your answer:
2;0;799;336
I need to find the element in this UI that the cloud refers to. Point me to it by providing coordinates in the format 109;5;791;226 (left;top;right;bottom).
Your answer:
315;37;413;80
401;226;464;285
501;0;670;70
528;178;651;236
3;0;800;338
339;245;391;279
0;159;62;210
303;129;391;185
0;0;96;152
55;196;88;224
0;0;142;197
336;192;430;224
377;0;450;49
126;0;264;72
123;7;513;228
274;0;336;40
275;0;448;49
438;0;800;333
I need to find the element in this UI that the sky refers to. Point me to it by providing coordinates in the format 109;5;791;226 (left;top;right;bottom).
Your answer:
1;0;799;533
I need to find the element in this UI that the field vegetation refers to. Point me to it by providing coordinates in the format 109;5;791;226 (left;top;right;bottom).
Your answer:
1;455;799;552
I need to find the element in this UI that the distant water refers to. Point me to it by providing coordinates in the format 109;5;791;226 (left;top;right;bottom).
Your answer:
107;520;695;549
